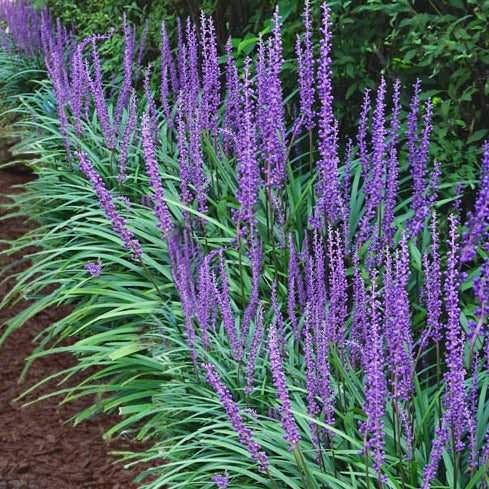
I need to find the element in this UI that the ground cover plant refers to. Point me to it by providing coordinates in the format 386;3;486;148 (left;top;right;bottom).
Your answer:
0;1;488;488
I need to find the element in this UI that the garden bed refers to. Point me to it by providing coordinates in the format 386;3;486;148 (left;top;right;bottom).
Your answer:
0;170;147;489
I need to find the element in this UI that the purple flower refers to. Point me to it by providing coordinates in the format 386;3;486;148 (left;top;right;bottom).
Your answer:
359;270;387;483
422;213;443;346
462;142;489;262
357;88;371;183
241;241;262;348
211;471;229;488
443;214;468;451
160;20;178;96
85;39;115;149
185;19;200;115
312;3;339;226
422;215;469;489
296;0;315;131
359;77;386;243
77;151;142;258
135;18;148;79
384;236;413;403
202;363;269;470
115;13;135;132
257;8;287;190
143;66;159;137
84;258;102;278
168;232;198;368
268;320;301;451
244;306;264;396
303;306;320;449
223;39;240;154
383;79;401;246
214;251;241;362
287;234;300;340
421;420;450;489
327;227;347;344
200;13;220;131
160;21;174;127
234;58;260;238
351;253;367;366
407;81;434;237
141;110;173;237
196;252;216;350
117;90;138;184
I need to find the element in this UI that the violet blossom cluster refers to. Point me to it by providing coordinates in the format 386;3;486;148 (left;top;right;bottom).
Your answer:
211;471;229;488
359;271;387;484
268;321;301;451
202;363;269;470
296;0;315;132
77;151;142;259
84;258;102;278
0;0;44;57
462;143;489;262
312;2;339;226
141;110;173;237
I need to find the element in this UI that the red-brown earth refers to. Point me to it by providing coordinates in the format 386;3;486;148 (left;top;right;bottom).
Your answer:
0;170;153;489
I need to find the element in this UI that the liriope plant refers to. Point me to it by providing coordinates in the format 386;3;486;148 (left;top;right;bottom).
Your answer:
0;1;488;489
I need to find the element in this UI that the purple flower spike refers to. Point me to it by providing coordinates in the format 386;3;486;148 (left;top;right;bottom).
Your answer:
383;79;401;246
223;39;240;154
303;306;320;450
257;7;287;191
443;214;467;452
200;13;220;131
244;306;264;396
115;13;135;132
407;81;434;238
296;0;315;131
85;39;115;150
268;321;301;451
241;241;262;347
312;2;339;227
422;214;468;489
84;258;102;278
359;77;386;243
202;363;269;471
234;58;260;238
214;251;241;361
422;213;443;347
359;270;387;484
161;21;178;96
77;151;141;259
117;90;138;184
135;18;149;79
462;143;489;262
384;236;413;403
143;66;159;137
211;471;229;488
141;110;173;238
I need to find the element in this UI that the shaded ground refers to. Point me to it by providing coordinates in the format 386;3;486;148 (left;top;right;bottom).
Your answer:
0;170;151;489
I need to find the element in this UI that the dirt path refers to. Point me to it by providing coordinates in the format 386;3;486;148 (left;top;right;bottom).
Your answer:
0;170;150;489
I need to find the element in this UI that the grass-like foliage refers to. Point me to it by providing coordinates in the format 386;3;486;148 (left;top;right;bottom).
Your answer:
1;1;488;488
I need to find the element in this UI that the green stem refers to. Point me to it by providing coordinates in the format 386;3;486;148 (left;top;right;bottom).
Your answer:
264;468;281;489
138;256;165;303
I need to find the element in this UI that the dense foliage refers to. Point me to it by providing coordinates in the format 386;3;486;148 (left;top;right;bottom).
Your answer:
33;0;489;181
1;1;488;489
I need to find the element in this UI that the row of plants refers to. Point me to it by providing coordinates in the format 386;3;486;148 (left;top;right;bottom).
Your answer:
31;0;489;185
1;0;488;488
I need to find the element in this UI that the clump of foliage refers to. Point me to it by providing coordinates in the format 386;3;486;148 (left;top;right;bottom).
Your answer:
1;1;489;489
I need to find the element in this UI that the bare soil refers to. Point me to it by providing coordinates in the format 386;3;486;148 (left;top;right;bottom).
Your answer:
0;170;152;489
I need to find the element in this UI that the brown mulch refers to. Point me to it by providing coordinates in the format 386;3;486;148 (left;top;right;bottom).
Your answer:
0;170;154;489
